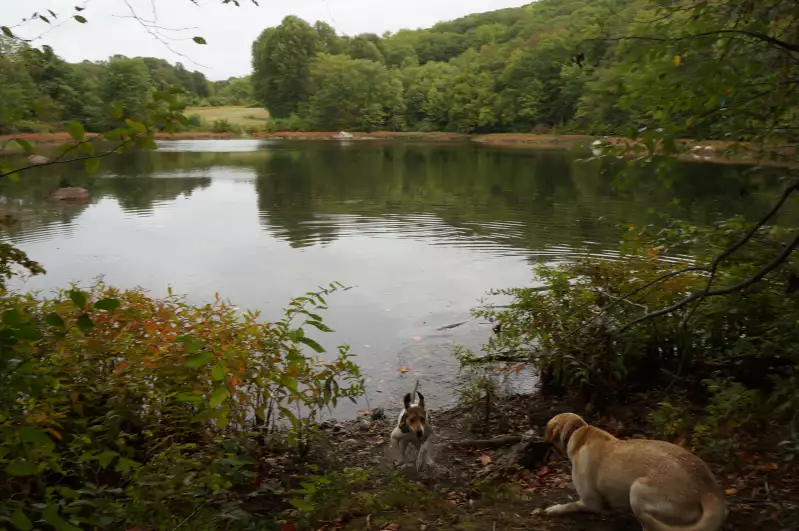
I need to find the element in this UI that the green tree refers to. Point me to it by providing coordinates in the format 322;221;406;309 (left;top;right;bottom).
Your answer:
102;57;152;119
346;35;385;63
252;16;320;118
306;53;404;131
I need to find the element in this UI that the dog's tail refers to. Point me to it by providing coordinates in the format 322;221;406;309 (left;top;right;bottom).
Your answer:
637;492;727;531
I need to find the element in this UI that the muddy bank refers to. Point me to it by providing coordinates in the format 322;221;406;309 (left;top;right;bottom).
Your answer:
251;131;469;142
0;131;238;146
300;391;797;530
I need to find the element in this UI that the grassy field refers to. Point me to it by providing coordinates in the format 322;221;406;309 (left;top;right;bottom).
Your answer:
184;106;270;128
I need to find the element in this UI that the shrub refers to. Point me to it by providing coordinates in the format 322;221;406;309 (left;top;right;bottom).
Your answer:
211;118;234;133
0;282;363;529
186;113;205;129
467;216;799;441
264;113;312;133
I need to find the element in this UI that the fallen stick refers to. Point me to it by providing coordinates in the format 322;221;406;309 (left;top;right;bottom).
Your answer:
450;434;523;448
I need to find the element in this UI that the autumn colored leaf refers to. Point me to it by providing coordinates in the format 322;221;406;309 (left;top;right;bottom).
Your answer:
479;454;492;466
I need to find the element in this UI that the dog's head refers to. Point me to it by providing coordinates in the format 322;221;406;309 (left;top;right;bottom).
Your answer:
544;412;587;453
403;392;427;439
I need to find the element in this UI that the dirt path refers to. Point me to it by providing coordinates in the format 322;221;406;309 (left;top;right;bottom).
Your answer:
314;394;796;531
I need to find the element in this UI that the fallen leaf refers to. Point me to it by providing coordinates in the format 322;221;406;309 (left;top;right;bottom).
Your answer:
411;336;422;342
399;367;409;374
479;454;492;466
281;524;296;531
443;499;457;505
536;466;550;476
725;488;738;495
384;524;399;531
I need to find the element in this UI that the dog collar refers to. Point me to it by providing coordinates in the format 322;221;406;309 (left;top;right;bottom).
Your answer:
563;423;582;450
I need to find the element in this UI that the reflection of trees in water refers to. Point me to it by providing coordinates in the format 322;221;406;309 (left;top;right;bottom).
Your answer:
0;143;794;253
253;142;794;252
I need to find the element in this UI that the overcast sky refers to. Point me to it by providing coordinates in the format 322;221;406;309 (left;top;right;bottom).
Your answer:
2;0;530;80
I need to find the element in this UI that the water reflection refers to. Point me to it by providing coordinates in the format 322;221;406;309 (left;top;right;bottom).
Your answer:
0;140;794;415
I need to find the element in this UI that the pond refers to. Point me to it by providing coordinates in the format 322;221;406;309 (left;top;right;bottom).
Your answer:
0;139;792;416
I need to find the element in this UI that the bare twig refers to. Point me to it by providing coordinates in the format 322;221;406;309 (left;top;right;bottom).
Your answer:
171;500;208;531
568;266;707;337
621;229;799;331
0;133;146;181
450;434;523;448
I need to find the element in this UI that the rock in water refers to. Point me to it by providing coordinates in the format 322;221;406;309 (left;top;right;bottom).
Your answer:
52;187;91;201
28;155;50;165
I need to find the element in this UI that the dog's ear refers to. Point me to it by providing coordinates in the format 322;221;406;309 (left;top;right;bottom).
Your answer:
403;393;412;409
416;391;424;407
544;419;562;445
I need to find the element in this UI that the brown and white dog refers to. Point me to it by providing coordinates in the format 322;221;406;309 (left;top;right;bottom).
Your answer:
389;385;434;470
544;413;727;531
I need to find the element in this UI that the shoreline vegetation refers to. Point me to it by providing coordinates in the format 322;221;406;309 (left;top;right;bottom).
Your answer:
3;130;795;168
1;0;798;526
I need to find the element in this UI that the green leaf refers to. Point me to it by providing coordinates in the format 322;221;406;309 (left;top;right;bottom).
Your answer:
1;26;14;38
20;427;54;450
96;450;118;469
186;351;213;367
48;9;58;18
178;336;204;354
39;15;50;24
76;314;94;333
79;141;95;156
115;457;139;473
176;393;202;403
11;508;32;531
45;312;65;328
109;103;123;119
124;119;146;134
193;36;207;45
209;387;229;408
75;6;85;11
42;504;81;531
211;364;226;381
306;320;333;333
13;138;34;155
73;15;87;23
69;290;87;309
289;497;314;511
6;459;37;476
298;336;326;354
67;121;85;141
2;309;22;326
93;298;120;311
15;325;42;341
84;158;100;175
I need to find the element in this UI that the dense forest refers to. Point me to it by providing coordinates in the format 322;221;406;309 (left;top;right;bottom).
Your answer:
253;0;799;138
0;39;253;133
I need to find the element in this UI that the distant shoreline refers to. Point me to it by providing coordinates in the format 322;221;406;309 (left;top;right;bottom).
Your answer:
1;131;794;168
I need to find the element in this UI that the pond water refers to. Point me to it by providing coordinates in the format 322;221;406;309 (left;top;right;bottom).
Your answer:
0;139;792;416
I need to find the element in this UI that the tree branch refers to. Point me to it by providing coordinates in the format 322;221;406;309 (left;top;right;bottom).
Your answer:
621;229;799;331
568;266;708;337
592;30;799;54
0;133;145;180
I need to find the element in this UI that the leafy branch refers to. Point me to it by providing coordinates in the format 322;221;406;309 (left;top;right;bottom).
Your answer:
619;181;799;331
591;30;799;54
0;129;149;181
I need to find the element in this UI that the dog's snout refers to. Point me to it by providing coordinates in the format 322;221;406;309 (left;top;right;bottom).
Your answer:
416;430;423;438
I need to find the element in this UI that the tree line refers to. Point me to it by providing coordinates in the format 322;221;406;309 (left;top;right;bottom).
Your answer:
0;38;253;134
252;0;799;139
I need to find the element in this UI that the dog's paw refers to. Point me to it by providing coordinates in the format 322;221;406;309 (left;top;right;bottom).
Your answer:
544;504;569;516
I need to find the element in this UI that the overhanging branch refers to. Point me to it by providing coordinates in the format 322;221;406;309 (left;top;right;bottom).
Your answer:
621;230;799;331
591;30;799;54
